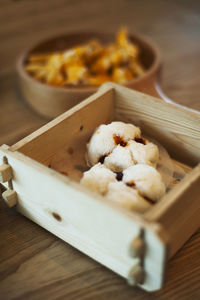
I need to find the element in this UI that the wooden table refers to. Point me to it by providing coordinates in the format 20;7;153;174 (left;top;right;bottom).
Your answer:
0;0;200;299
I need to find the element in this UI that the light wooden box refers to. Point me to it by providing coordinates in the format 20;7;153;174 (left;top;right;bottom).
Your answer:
0;83;200;291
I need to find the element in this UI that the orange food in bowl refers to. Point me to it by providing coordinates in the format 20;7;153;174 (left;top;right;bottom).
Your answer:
25;28;145;87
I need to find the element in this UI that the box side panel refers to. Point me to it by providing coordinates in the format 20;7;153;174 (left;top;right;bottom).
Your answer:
111;83;200;166
0;147;167;291
11;86;114;166
145;164;200;258
0;148;140;276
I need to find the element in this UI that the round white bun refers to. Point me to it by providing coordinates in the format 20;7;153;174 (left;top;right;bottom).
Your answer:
107;181;151;212
123;164;166;201
129;140;159;167
87;121;141;166
80;163;116;195
104;144;135;172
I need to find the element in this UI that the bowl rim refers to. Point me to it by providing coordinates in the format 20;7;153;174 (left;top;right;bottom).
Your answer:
16;30;162;93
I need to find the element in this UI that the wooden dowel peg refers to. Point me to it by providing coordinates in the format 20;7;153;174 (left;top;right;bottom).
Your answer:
2;190;18;207
0;164;13;183
129;236;145;258
127;264;144;286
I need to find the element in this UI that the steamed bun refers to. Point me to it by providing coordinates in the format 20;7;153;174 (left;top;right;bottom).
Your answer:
104;144;135;172
103;139;159;172
80;163;116;195
123;164;166;202
107;181;151;212
83;121;166;214
129;140;159;167
87;121;141;166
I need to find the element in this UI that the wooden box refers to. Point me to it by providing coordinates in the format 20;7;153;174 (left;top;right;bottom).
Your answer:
0;83;200;291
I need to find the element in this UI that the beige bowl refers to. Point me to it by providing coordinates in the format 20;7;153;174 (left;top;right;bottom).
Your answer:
17;31;161;119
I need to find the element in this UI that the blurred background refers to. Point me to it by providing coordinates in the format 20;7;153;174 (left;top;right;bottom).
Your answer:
1;0;200;146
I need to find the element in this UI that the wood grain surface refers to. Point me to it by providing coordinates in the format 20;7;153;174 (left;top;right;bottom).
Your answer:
0;0;200;299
